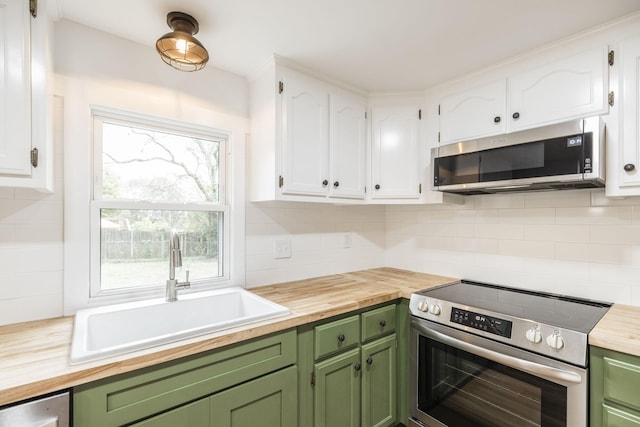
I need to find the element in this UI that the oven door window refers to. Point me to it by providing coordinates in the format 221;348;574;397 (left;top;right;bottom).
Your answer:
418;336;567;427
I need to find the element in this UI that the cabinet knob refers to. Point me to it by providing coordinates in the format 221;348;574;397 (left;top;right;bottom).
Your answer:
624;163;636;172
322;180;328;186
379;320;387;327
494;116;501;123
512;112;520;120
337;334;345;342
354;362;361;371
374;184;381;190
366;357;373;365
333;181;340;188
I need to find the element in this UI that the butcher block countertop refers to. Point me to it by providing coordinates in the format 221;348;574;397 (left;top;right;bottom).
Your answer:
0;268;456;407
589;304;640;357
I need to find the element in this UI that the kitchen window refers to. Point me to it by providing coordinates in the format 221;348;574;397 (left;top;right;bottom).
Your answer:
90;108;230;298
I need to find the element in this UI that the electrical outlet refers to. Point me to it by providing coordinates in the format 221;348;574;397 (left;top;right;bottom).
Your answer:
274;239;291;259
343;233;352;248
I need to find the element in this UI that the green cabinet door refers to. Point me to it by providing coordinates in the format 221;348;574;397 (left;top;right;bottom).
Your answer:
314;348;361;427
362;335;397;427
210;366;297;427
591;346;640;427
131;398;210;427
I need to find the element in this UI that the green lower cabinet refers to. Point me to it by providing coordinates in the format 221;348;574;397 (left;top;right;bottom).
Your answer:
314;348;362;427
361;335;397;427
73;330;296;427
131;399;210;427
591;346;640;427
211;366;297;427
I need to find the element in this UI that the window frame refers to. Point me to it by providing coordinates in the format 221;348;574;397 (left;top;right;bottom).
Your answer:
87;106;233;301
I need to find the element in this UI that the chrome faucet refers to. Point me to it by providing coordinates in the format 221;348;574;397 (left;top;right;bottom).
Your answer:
166;229;190;302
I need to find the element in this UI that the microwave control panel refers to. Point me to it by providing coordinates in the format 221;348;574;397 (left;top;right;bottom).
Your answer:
450;307;513;338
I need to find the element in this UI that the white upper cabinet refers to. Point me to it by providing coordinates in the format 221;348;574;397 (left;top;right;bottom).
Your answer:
330;93;366;199
0;0;52;191
249;60;366;203
437;45;610;145
507;45;609;131
608;33;640;195
439;79;506;144
280;69;330;197
0;0;30;176
370;105;421;200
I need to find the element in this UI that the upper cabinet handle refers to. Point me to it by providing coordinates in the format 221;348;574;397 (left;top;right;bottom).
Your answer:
512;112;520;120
493;116;501;123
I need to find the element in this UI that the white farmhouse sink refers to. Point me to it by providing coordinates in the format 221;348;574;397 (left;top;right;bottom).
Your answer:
70;287;289;364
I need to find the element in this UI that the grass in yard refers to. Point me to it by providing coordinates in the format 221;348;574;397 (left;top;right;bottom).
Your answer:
101;257;220;290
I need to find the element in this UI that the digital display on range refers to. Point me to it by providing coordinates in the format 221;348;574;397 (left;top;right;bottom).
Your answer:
450;307;513;338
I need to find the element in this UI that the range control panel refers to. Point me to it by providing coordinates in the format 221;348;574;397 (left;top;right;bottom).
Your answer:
450;307;513;338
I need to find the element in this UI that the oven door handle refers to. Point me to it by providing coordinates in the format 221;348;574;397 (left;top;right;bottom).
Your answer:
413;321;583;384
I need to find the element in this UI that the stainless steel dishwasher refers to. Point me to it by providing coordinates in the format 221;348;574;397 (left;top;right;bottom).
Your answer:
0;391;69;426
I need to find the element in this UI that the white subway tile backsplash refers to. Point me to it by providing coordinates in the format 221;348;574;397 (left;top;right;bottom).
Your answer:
498;208;556;224
524;224;589;243
556;206;633;225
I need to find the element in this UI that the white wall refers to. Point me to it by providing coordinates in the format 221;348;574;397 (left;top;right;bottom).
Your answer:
245;202;385;286
0;97;64;325
386;189;640;306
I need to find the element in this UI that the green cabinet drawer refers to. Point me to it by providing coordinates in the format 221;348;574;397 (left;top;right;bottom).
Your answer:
603;404;640;427
314;315;359;360
74;329;296;427
604;356;640;411
361;305;396;343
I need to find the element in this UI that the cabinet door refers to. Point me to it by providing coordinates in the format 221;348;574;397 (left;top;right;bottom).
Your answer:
0;0;31;176
329;93;366;199
210;366;297;427
439;79;506;144
131;398;210;427
370;106;421;199
619;35;640;188
314;348;361;427
280;70;329;197
361;335;397;427
508;45;608;131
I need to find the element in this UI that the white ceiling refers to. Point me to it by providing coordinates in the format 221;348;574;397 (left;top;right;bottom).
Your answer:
50;0;640;92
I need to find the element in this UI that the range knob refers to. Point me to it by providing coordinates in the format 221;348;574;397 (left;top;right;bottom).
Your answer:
525;327;542;344
546;331;565;350
417;300;429;312
429;304;441;316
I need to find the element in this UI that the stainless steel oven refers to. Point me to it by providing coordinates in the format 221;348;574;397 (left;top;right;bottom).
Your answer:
408;280;611;427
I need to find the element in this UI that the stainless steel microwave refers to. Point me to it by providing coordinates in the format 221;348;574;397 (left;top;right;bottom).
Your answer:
431;116;605;195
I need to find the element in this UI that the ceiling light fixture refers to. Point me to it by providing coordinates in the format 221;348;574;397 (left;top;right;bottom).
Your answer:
156;11;209;72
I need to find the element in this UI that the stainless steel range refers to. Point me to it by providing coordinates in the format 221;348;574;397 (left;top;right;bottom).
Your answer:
408;280;611;427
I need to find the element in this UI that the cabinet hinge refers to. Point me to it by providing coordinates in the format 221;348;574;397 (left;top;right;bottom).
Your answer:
310;372;315;387
278;175;284;188
30;148;39;168
365;111;367;119
364;186;367;193
419;183;422;194
418;109;422;120
608;50;615;66
609;91;615;107
278;81;284;94
438;132;441;143
438;104;441;115
29;0;37;17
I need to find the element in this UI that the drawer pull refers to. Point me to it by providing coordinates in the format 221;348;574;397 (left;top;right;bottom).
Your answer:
338;334;345;342
379;320;387;327
366;357;373;365
354;362;361;371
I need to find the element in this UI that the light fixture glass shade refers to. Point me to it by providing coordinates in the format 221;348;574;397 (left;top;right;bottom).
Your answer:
156;12;209;72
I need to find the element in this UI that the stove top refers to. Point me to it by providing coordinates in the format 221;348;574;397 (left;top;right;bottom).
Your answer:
409;280;611;367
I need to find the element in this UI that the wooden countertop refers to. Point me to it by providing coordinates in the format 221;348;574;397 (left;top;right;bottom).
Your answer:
589;304;640;357
0;267;456;407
